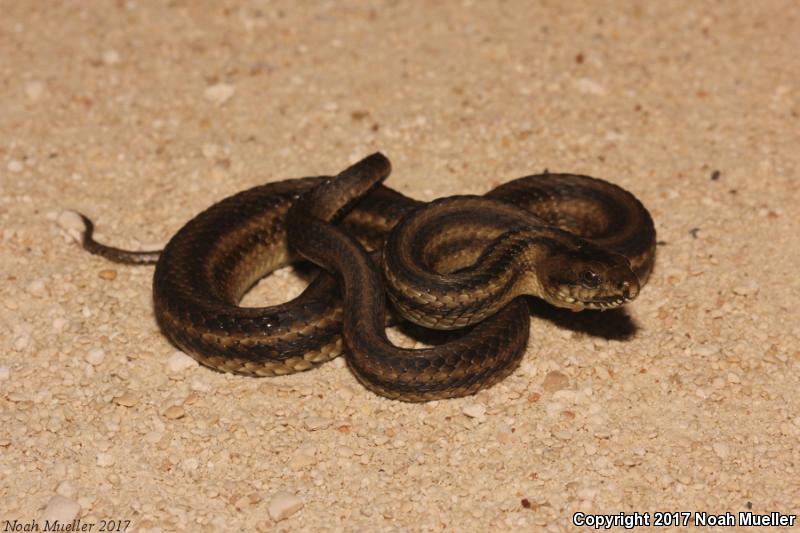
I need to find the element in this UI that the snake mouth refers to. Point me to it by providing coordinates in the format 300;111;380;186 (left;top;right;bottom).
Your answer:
554;290;633;311
582;296;632;310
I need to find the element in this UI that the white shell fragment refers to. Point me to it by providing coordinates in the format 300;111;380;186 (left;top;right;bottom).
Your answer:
268;491;304;521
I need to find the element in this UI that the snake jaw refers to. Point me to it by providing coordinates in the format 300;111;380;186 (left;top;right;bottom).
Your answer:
552;291;631;311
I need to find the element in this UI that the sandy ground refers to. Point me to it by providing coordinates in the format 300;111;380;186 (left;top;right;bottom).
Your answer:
2;1;799;531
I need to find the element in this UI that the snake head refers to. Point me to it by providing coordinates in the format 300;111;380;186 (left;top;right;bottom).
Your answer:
539;242;640;311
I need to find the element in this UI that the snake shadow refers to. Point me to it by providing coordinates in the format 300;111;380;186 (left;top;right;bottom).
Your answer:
523;298;639;340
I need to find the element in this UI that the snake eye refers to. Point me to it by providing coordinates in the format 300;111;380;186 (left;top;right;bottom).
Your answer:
579;270;601;289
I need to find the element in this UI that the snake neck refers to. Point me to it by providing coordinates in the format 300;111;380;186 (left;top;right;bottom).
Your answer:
383;226;569;330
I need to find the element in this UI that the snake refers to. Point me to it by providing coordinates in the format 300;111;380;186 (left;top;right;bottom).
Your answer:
71;152;655;401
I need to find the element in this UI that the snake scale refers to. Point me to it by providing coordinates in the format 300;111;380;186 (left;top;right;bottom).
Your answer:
74;152;655;401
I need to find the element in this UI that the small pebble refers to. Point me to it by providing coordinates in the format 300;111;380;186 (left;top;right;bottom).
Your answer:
6;391;27;403
733;281;759;296
85;348;106;366
0;366;9;380
289;445;318;470
25;80;45;100
167;351;199;372
55;480;77;499
268;491;304;521
337;386;355;402
7;160;24;173
183;392;201;405
40;495;81;523
189;379;211;392
553;429;574;440
304;416;332;431
98;269;117;281
14;335;30;352
693;344;720;357
113;391;139;407
27;279;47;296
204;83;235;105
574;78;607;95
57;210;86;241
462;403;487;420
181;458;199;472
712;442;730;459
163;405;186;420
594;366;611;380
202;143;219;159
96;453;115;467
52;317;68;332
102;49;120;65
542;371;570;393
144;431;163;444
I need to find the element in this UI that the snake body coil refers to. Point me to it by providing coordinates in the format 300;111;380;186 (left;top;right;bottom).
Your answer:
74;153;655;401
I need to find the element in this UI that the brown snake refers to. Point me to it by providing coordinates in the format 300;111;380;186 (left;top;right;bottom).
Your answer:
72;153;655;401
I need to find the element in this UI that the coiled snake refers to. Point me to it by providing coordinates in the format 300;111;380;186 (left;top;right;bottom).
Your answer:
72;153;655;401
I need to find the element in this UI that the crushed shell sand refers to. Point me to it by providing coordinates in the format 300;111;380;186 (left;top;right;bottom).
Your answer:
2;1;799;531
